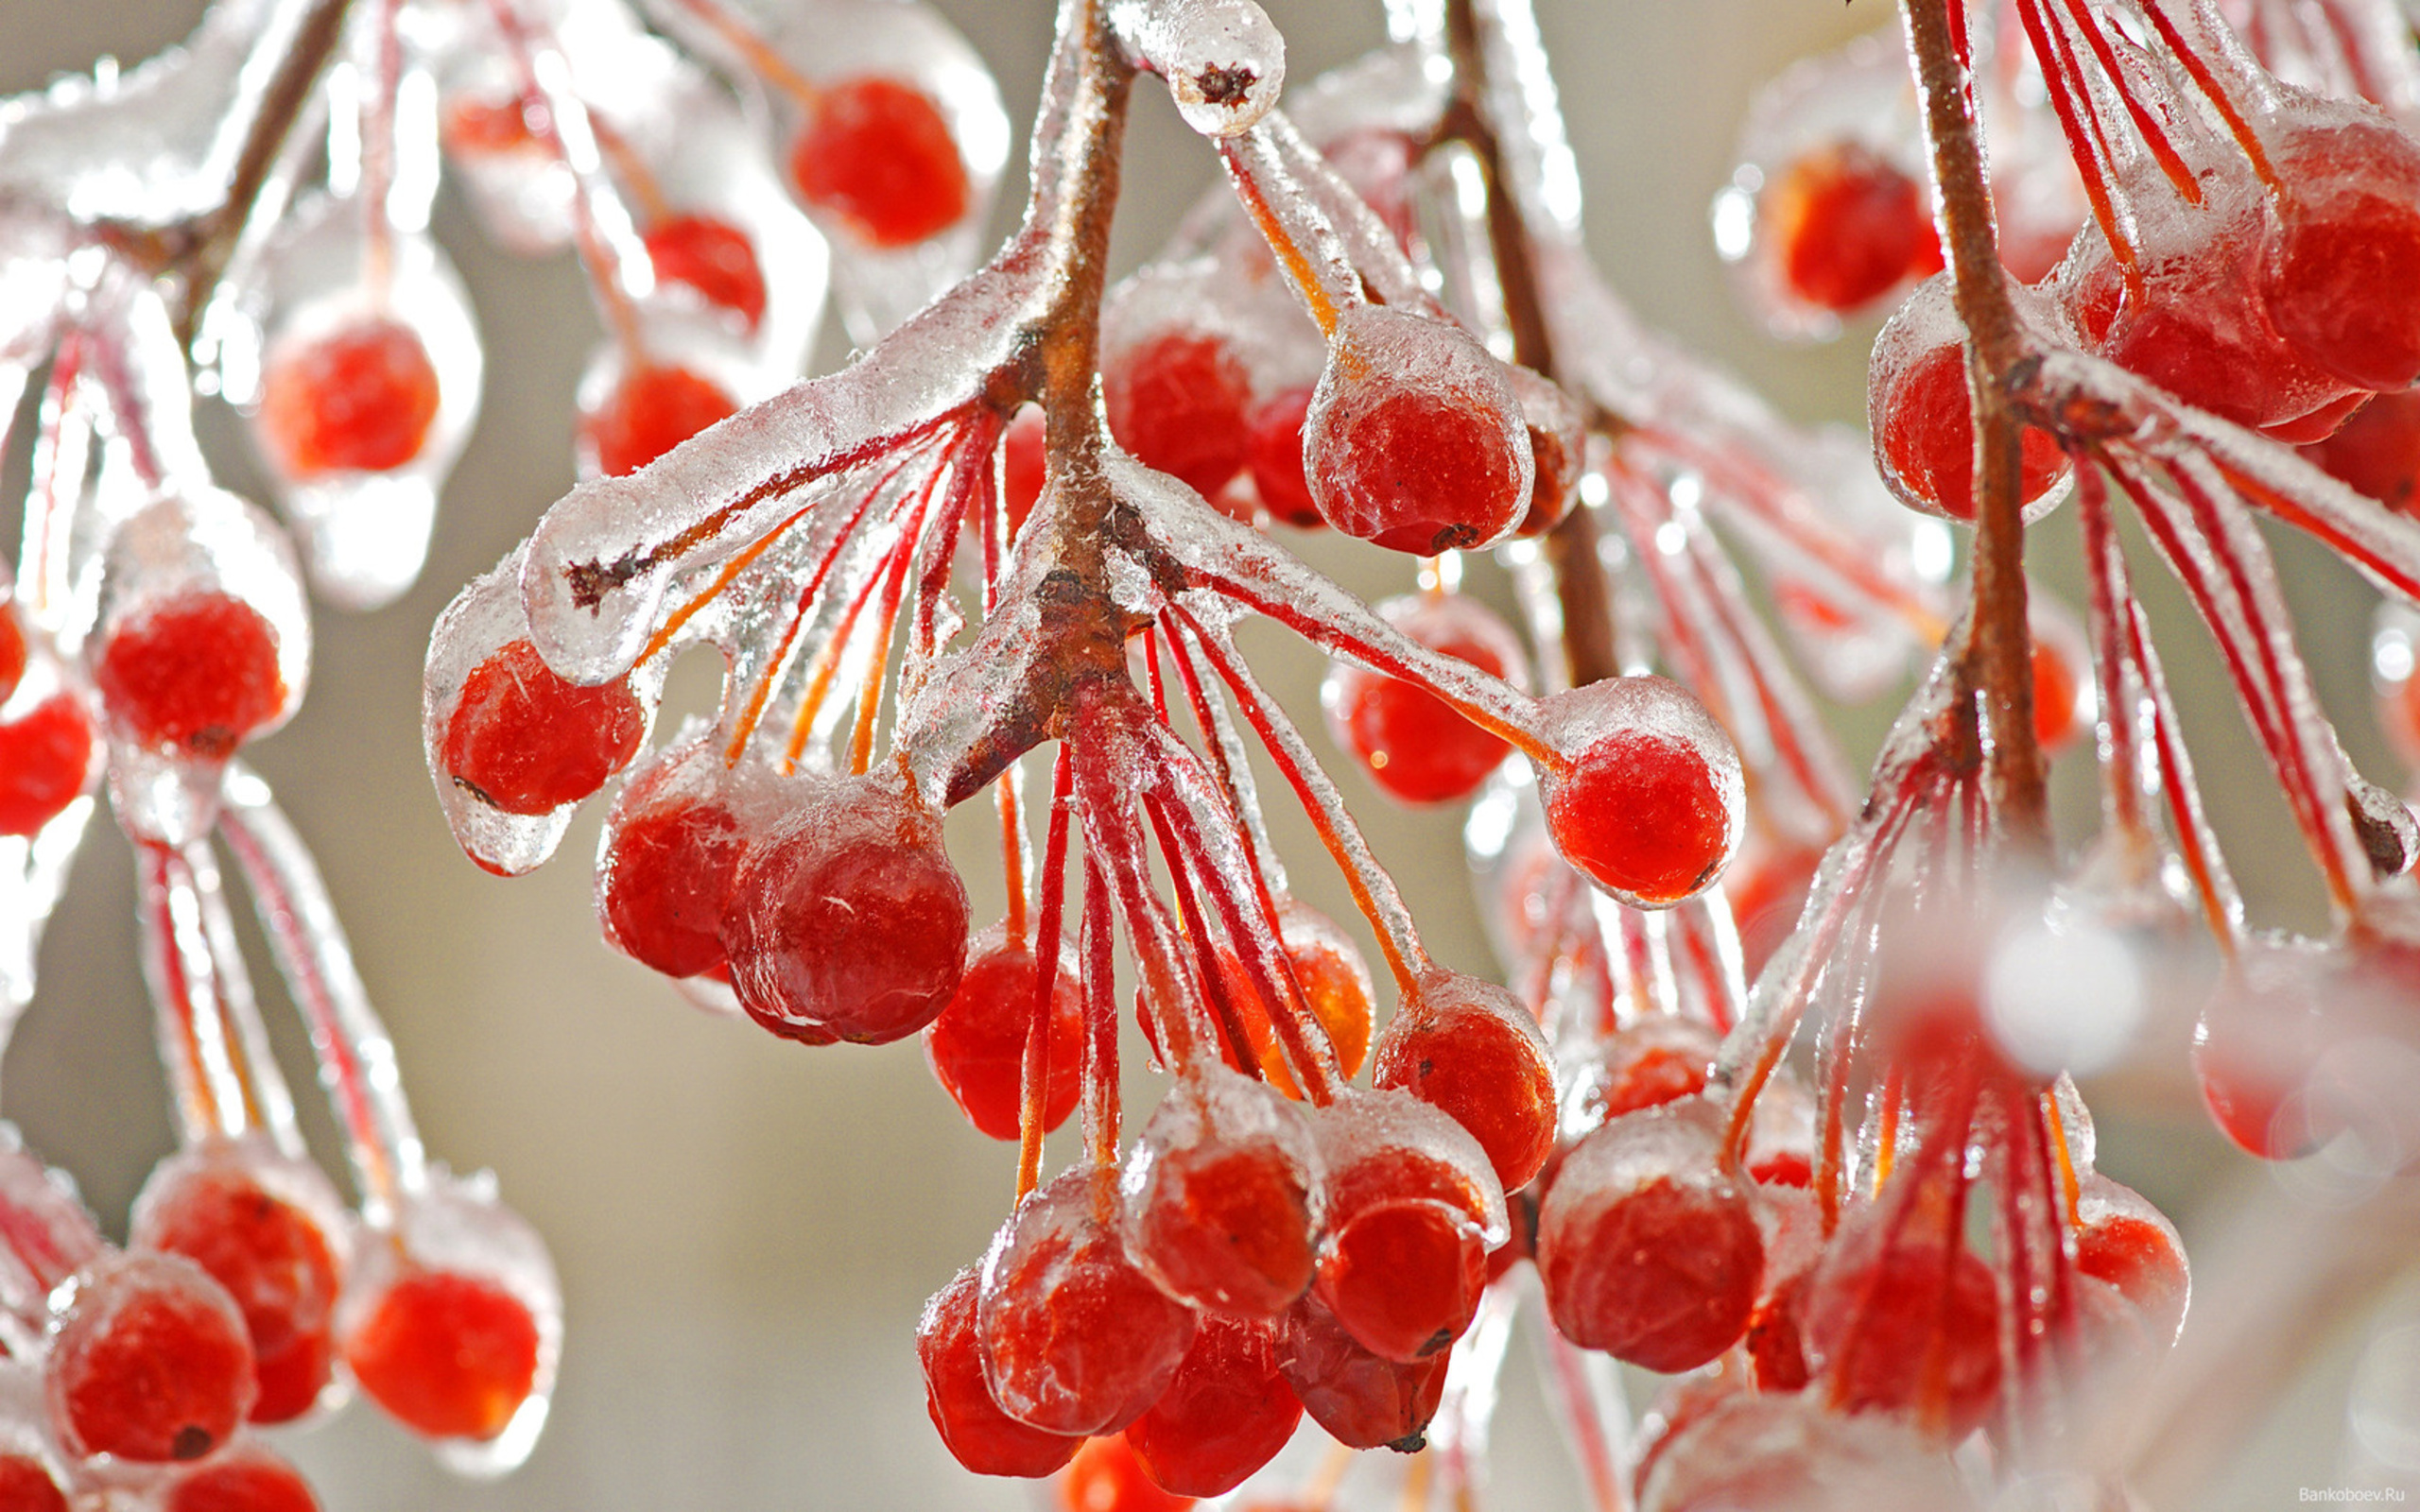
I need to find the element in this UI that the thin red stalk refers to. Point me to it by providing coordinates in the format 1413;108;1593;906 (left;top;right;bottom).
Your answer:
19;335;86;621
1016;747;1076;1201
2135;0;2284;193
1141;793;1269;1083
1173;604;1427;990
137;844;241;1145
1078;854;1121;1171
2075;461;2154;849
358;0;406;299
778;491;927;772
1159;619;1285;915
1147;772;1341;1104
2059;0;2205;201
911;420;997;662
849;491;929;774
2016;0;2149;282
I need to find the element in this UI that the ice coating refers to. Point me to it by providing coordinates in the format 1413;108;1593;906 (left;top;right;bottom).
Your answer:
219;765;429;1218
338;1166;559;1478
976;1166;1198;1436
1313;1087;1510;1251
238;196;485;610
0;1131;104;1310
1635;1391;1970;1512
44;1247;257;1463
424;548;663;877
515;262;1036;684
1122;1066;1323;1316
1536;1097;1762;1372
594;725;787;983
1109;0;1287;137
719;769;969;1045
1304;302;1532;553
1535;675;1744;910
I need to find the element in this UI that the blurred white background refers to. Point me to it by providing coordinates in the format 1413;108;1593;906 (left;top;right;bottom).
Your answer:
2;0;2411;1507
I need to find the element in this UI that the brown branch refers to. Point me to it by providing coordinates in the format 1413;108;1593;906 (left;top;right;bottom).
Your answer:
1901;0;2049;845
1428;0;1622;691
100;0;358;349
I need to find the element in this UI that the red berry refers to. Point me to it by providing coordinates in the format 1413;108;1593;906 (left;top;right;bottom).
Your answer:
1123;1315;1300;1497
1372;971;1557;1191
1536;1101;1763;1373
643;214;768;332
1245;387;1322;528
0;1454;67;1512
440;640;646;817
0;604;26;702
1106;333;1253;502
978;1169;1199;1436
2192;941;2341;1160
1275;1291;1445;1452
257;318;441;478
1124;1070;1320;1317
1324;593;1527;806
2068;214;2357;436
1002;405;1048;538
95;591;286;762
1565;1014;1723;1137
1311;1093;1501;1364
722;775;970;1045
1870;325;2069;523
1803;1230;2001;1439
1251;902;1374;1096
343;1268;541;1441
131;1144;343;1425
1538;677;1742;908
1743;1268;1813;1393
597;741;766;980
1761;141;1940;314
0;693;94;837
918;1267;1083;1477
581;363;737;479
788;77;969;248
2073;1176;2189;1345
1304;306;1530;553
47;1251;257;1463
924;931;1084;1141
1062;1434;1192;1512
2259;115;2420;392
164;1445;320;1512
2307;390;2420;514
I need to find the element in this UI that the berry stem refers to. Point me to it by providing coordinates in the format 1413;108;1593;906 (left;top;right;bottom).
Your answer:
1173;604;1428;992
846;492;926;776
19;336;89;626
355;0;407;301
136;843;250;1144
1900;0;2049;847
998;768;1029;950
2134;0;2285;196
1016;747;1076;1200
661;0;824;113
1077;852;1121;1171
218;768;424;1221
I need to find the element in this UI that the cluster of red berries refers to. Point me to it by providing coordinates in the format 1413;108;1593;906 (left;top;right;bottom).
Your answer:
0;1135;550;1512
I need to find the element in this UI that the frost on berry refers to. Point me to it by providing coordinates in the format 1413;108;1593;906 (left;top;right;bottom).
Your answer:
721;771;970;1045
130;1137;351;1425
1371;969;1556;1192
1867;277;2069;524
2257;108;2420;393
596;733;785;982
977;1167;1198;1436
1537;675;1743;909
441;641;647;819
0;1453;67;1512
1309;1089;1506;1365
46;1250;257;1463
1535;1098;1763;1374
0;691;96;839
2073;1173;2189;1345
336;1171;559;1468
1303;304;1532;553
1122;1067;1322;1317
644;214;770;334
